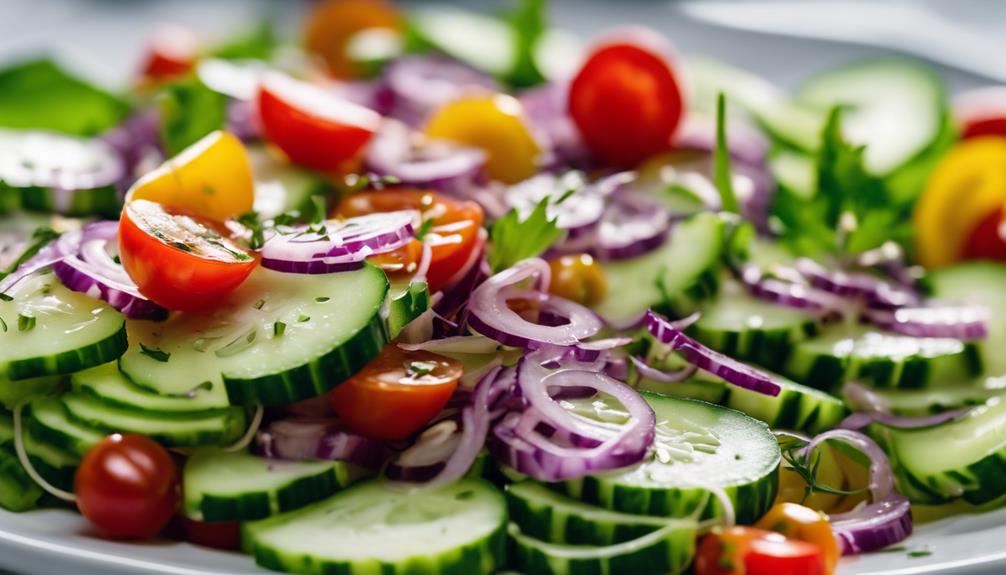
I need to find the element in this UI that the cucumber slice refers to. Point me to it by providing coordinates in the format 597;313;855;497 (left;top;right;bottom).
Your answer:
0;375;64;410
797;58;946;176
61;393;247;449
689;282;819;371
183;449;367;522
406;6;515;77
243;479;507;575
386;280;430;339
73;363;222;414
249;145;326;220
0;272;127;381
507;481;672;546
509;519;696;575
22;424;78;492
925;262;1006;376
119;265;389;406
871;396;1006;504
785;325;981;390
0;444;43;512
865;377;1006;417
594;213;725;324
26;396;103;457
551;393;779;524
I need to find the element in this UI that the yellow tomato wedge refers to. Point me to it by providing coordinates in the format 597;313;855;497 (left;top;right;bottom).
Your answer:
127;130;254;222
425;95;541;184
915;137;1006;268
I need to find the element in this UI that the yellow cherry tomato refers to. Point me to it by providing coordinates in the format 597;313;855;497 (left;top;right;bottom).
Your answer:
304;0;403;79
914;137;1006;268
127;130;254;222
777;441;845;512
756;502;839;575
425;95;541;184
548;253;608;306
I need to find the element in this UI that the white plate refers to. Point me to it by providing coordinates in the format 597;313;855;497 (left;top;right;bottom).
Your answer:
2;505;1006;575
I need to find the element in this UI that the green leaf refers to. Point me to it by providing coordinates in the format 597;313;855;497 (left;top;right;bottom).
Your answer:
488;196;562;273
209;19;278;61
0;59;130;136
502;0;547;87
237;211;265;250
714;92;740;213
157;77;228;156
139;343;171;363
0;226;60;284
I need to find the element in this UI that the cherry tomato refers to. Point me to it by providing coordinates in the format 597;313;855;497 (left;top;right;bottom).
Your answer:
127;130;254;222
305;0;403;79
257;72;381;172
695;527;779;575
75;434;180;539
138;25;199;84
119;199;257;311
756;503;838;574
425;95;540;184
335;189;484;293
569;29;684;167
745;537;826;575
914;137;1006;268
955;87;1006;140
548;253;607;306
963;207;1006;260
180;517;242;551
329;345;463;440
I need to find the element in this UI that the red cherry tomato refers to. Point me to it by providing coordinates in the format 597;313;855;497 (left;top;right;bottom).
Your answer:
335;189;484;293
75;434;180;539
963;207;1006;261
955;87;1006;140
569;29;685;167
745;536;827;575
257;72;381;172
329;345;462;440
138;25;199;84
180;517;242;551
118;199;257;311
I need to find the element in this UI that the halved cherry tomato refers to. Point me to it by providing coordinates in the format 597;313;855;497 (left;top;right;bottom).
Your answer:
756;503;838;574
75;434;180;539
138;25;199;84
127;130;254;222
180;518;242;551
335;189;484;293
695;526;826;575
305;0;403;79
569;29;684;167
963;206;1006;260
329;345;463;440
119;199;257;311
548;253;607;306
257;72;381;173
695;527;779;575
425;95;540;184
914;137;1006;268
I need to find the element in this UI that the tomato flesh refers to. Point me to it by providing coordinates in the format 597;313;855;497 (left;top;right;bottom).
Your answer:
329;345;462;440
745;537;826;575
75;434;180;539
569;31;684;167
963;207;1006;261
139;25;198;83
258;72;381;172
180;517;242;551
119;199;257;311
336;189;484;292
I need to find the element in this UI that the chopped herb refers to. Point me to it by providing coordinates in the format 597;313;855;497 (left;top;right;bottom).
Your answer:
273;321;287;337
0;226;59;281
253;298;266;310
407;360;438;378
314;297;330;303
16;313;35;332
908;550;932;558
554;187;577;205
0;293;11;302
139;343;171;362
878;546;907;554
779;436;869;501
298;314;311;323
713;92;740;214
0;316;6;333
273;212;297;227
454;490;475;501
310;195;327;225
488;196;562;273
170;241;193;253
193;336;222;353
214;328;258;358
185;380;214;398
238;211;266;250
202;185;215;196
414;218;434;242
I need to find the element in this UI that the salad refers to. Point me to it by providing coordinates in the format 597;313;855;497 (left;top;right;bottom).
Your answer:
1;1;1005;574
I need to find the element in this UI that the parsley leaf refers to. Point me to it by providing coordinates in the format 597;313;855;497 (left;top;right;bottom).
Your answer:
158;77;228;156
309;195;327;225
209;19;277;61
0;316;6;333
237;211;266;250
16;314;35;332
488;196;562;273
415;218;434;242
0;59;130;136
273;321;287;337
713;93;740;213
139;343;171;363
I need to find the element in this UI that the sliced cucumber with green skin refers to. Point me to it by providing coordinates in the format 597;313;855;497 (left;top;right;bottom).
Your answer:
16;185;119;219
119;265;389;407
797;58;946;176
26;397;103;457
0;444;43;512
73;363;222;414
870;396;1006;504
865;377;1006;417
0;375;64;410
243;479;507;575
509;519;697;575
183;449;368;522
249;145;327;220
386;280;430;339
406;6;515;77
0;273;127;381
22;424;78;492
925;262;1006;376
784;325;981;390
506;482;673;546
551;393;779;524
61;393;247;449
688;282;819;371
594;213;725;324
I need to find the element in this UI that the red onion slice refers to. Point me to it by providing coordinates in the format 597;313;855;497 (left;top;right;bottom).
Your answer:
863;305;988;340
645;309;782;396
517;82;591;168
261;210;417;261
739;265;845;318
376;55;499;126
0;233;68;295
365;120;487;195
595;193;672;260
630;355;698;384
504;172;604;234
258;417;391;470
794;258;920;309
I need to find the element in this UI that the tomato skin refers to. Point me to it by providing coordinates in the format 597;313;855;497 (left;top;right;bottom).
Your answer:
119;200;257;311
963;207;1006;261
335;189;484;292
138;25;198;84
548;253;607;306
329;346;462;440
75;434;180;539
963;118;1006;140
569;30;684;167
695;527;778;575
257;73;381;172
745;537;826;575
305;0;403;79
180;518;242;551
755;503;838;574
